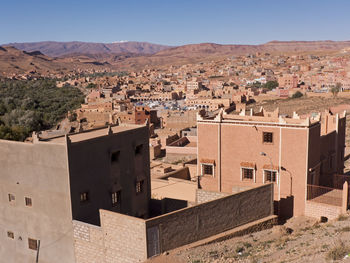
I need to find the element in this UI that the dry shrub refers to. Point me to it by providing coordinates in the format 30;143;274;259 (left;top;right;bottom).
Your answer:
326;241;349;260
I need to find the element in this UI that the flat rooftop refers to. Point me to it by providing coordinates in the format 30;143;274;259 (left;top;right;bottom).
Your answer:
40;124;144;144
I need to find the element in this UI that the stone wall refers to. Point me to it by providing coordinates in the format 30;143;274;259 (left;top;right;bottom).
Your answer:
146;184;274;253
304;201;342;220
196;189;229;204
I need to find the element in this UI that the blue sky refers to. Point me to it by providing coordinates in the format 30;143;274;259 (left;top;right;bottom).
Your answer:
1;0;349;45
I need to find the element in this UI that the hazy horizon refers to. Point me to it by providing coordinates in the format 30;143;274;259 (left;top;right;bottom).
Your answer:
3;39;350;47
1;0;350;46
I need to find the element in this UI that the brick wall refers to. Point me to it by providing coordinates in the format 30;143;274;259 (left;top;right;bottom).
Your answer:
100;210;147;263
73;184;273;261
73;221;104;263
73;211;148;263
305;201;342;220
196;189;229;204
146;184;274;253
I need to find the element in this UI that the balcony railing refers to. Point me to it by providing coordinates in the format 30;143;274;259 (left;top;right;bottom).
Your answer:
307;184;342;207
332;174;350;189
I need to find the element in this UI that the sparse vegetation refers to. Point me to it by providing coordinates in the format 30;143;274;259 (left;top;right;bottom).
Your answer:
326;241;349;260
330;82;341;98
340;226;350;232
291;91;303;99
86;83;97;89
264;80;279;90
337;214;348;221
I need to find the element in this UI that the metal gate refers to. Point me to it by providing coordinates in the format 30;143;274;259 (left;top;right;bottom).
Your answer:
147;226;160;257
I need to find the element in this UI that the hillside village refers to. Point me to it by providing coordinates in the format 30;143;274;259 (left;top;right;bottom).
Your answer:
2;42;350;263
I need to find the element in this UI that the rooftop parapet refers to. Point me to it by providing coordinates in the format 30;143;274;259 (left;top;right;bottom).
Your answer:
34;123;147;144
197;106;326;127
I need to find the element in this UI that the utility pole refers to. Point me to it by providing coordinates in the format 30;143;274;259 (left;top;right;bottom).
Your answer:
36;240;40;263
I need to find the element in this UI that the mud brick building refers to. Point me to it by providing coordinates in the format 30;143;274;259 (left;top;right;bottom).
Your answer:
197;107;347;217
0;123;150;263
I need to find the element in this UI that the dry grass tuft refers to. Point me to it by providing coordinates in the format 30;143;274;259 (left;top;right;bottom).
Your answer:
326;241;350;260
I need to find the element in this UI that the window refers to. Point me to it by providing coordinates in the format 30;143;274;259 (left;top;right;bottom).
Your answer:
203;164;213;175
136;180;144;194
264;170;277;183
242;168;254;180
111;151;120;163
28;238;38;250
111;191;121;206
7;231;14;239
135;144;143;155
263;132;273;143
80;192;89;203
8;194;15;202
25;197;32;207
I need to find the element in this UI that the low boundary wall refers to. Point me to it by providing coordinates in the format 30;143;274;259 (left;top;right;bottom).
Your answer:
73;184;274;261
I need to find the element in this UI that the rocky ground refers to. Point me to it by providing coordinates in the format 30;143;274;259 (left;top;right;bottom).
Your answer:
148;214;350;263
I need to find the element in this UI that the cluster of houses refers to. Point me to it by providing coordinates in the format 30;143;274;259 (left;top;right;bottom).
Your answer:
2;50;350;262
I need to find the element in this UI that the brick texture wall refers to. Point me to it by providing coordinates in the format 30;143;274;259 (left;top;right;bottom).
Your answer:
73;211;148;263
305;201;342;220
73;221;104;263
100;210;147;263
196;189;229;204
73;184;273;261
146;184;274;252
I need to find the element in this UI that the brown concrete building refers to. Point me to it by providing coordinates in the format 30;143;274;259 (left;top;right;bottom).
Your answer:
0;123;150;263
278;74;299;89
197;108;346;217
118;106;159;126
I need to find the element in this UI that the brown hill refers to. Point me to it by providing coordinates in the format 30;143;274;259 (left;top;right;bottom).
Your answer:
152;40;350;58
109;40;350;70
7;41;172;57
262;40;350;52
0;46;113;77
2;40;350;76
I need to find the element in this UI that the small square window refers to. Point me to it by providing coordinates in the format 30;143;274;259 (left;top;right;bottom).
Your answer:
136;181;144;194
203;164;213;175
111;191;121;206
135;144;143;155
8;194;15;202
7;231;14;239
265;170;277;182
80;192;89;203
111;151;120;163
25;197;32;207
263;132;273;143
28;238;38;250
242;168;254;180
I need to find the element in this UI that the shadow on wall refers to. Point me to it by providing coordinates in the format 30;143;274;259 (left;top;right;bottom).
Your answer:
275;195;294;223
149;198;188;217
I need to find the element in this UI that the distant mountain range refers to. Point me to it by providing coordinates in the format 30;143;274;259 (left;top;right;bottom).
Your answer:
6;41;172;57
2;40;350;76
0;45;115;77
6;40;350;59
